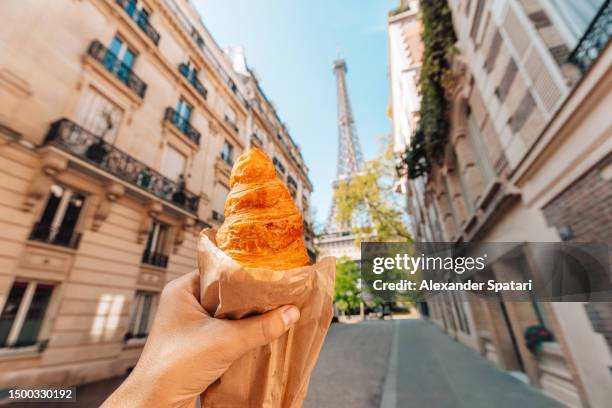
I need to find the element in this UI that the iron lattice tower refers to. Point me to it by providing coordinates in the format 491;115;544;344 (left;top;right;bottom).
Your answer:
333;58;364;178
326;58;364;231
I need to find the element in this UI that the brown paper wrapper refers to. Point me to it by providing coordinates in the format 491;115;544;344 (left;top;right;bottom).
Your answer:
197;229;336;407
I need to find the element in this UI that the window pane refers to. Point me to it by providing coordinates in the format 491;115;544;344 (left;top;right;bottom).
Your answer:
0;282;28;347
137;294;153;336
109;36;123;56
155;225;169;254
16;284;53;347
39;185;63;226
123;49;135;69
56;191;85;246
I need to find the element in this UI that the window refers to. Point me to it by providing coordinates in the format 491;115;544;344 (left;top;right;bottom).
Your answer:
221;141;234;165
287;175;297;199
105;36;136;82
142;221;169;268
542;0;606;46
174;98;192;132
161;145;186;182
273;157;286;174
126;291;157;339
212;183;229;223
76;86;124;143
466;112;494;185
29;184;85;249
0;281;54;348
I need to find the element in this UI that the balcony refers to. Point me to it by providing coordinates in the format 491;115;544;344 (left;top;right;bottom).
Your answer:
224;115;239;133
115;0;161;45
29;222;82;249
568;0;612;72
142;248;169;268
179;63;208;100
87;40;147;98
164;107;201;145
45;119;199;214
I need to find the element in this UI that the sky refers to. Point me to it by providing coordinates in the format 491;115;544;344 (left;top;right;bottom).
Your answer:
194;0;397;225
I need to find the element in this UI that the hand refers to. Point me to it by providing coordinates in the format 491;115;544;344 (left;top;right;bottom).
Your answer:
103;270;300;408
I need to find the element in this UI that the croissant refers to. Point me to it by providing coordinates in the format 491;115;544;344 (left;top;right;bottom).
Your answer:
216;148;310;270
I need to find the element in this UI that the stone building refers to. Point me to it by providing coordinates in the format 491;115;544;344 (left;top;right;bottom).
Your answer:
0;0;313;389
389;0;611;406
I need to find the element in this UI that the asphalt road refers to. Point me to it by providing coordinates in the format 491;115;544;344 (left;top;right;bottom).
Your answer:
305;318;564;408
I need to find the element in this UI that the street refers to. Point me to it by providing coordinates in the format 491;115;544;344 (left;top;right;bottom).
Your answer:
305;319;564;408
6;319;565;408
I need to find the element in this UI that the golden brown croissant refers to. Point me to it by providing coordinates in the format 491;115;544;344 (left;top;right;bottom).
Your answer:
216;148;310;270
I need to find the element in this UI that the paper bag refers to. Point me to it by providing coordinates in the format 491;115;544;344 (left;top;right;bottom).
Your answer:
197;229;336;407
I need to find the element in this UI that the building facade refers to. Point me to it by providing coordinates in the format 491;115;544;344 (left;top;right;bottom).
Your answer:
0;0;313;390
389;0;611;407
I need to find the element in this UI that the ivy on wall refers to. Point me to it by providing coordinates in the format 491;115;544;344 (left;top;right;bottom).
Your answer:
406;0;457;179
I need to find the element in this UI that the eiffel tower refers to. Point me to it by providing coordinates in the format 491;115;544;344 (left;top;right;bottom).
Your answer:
317;58;364;261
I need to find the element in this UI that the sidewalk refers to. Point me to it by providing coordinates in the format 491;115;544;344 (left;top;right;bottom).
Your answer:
381;319;564;408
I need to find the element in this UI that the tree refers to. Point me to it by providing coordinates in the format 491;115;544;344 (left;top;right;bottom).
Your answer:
333;257;361;314
334;138;412;243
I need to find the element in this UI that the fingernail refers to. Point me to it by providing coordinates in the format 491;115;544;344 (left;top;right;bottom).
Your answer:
281;306;300;328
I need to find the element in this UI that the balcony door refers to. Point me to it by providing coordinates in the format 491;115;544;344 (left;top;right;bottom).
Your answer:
76;86;124;143
161;144;186;183
31;184;86;248
106;36;135;81
175;98;192;132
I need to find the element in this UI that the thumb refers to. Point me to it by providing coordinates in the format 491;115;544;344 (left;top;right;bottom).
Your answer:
228;305;300;355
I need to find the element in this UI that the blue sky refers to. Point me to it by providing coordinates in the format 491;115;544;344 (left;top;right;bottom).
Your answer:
194;0;397;225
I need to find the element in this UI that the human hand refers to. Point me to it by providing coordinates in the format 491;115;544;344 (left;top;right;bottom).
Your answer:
102;270;300;408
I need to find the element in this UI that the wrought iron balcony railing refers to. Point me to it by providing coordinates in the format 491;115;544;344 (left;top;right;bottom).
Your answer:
29;222;82;249
45;119;199;214
568;0;612;72
116;0;161;45
164;107;201;145
142;248;169;268
87;40;148;98
179;63;208;100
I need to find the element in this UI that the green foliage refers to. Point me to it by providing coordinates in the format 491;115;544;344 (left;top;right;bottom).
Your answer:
406;0;457;178
333;257;361;313
334;139;412;243
405;129;429;178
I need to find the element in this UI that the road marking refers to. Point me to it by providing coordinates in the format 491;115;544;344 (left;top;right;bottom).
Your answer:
380;320;400;408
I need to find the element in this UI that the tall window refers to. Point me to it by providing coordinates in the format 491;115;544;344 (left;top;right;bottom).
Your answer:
76;87;124;143
105;36;136;82
30;184;85;249
212;183;229;223
0;281;54;348
173;98;192;133
181;60;199;82
126;291;157;340
221;141;234;165
466;112;494;185
142;221;169;268
543;0;606;45
161;145;186;182
273;157;286;175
